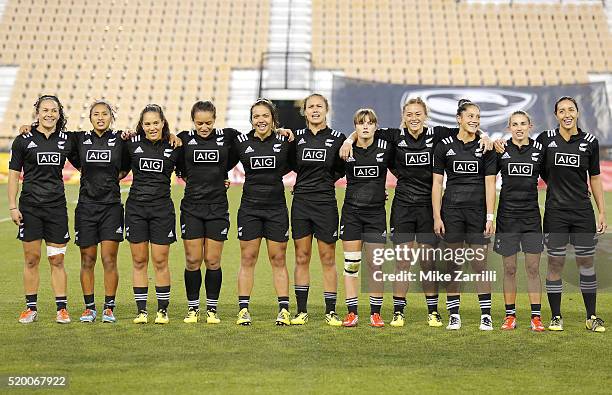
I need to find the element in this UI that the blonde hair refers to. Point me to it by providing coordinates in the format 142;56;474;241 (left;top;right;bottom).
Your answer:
353;108;378;126
401;97;428;128
507;110;532;128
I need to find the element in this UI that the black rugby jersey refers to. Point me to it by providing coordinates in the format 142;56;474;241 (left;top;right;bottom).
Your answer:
176;128;239;204
536;128;600;210
232;130;290;206
344;138;394;208
376;126;457;206
288;126;345;202
496;138;544;218
9;127;74;207
69;130;130;205
432;134;497;209
125;134;182;204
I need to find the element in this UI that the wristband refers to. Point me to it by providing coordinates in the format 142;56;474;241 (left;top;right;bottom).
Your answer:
486;213;494;221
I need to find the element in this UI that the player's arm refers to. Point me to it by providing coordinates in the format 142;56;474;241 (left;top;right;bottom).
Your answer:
118;140;132;180
432;143;446;236
588;139;606;234
7;138;24;225
484;150;498;237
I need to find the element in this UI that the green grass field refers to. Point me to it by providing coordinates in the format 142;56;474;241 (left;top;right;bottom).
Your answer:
0;185;611;394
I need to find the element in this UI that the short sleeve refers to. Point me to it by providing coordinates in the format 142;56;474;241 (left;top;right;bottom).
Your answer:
8;137;24;171
432;143;446;175
484;150;498;176
589;139;600;176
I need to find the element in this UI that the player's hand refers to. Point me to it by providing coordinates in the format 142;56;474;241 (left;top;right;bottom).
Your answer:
18;124;32;135
169;133;182;148
121;129;136;140
434;218;445;237
597;213;607;234
340;140;353;160
480;135;493;153
494;139;507;154
484;220;495;238
224;179;230;189
276;128;294;142
10;208;23;226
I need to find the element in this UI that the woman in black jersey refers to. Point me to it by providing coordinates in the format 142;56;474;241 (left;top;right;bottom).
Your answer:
288;93;345;326
125;104;181;325
9;95;74;324
432;99;497;331
176;101;239;325
232;99;292;326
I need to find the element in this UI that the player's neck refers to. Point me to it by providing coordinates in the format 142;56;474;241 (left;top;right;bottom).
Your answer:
407;127;423;139
37;124;56;138
93;128;108;138
457;128;476;143
254;129;272;141
308;123;326;134
559;126;578;141
356;136;373;148
511;137;529;147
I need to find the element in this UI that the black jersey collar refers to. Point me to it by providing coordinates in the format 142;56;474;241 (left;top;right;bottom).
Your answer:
507;137;533;152
248;129;276;142
554;127;586;143
306;126;330;137
33;126;60;139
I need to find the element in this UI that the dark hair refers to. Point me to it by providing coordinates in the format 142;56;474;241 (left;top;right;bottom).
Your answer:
456;99;479;117
554;96;579;114
301;93;329;115
136;104;170;141
190;100;216;121
33;95;67;132
89;99;116;124
250;98;279;129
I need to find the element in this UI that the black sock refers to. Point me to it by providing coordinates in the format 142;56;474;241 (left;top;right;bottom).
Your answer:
278;296;289;312
446;295;460;315
505;304;516;317
238;296;250;310
393;296;406;313
580;272;597;318
184;268;202;310
425;294;439;314
346;297;358;315
478;293;492;316
26;294;37;311
83;293;95;311
104;295;116;311
531;304;541;318
546;279;563;317
133;287;148;312
324;292;337;314
294;285;309;313
55;296;67;311
156;285;170;311
370;296;383;315
205;268;222;312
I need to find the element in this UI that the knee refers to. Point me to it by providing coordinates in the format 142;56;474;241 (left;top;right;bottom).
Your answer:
185;254;202;271
48;255;65;269
132;256;148;271
241;253;258;268
81;254;97;270
101;254;117;271
295;250;311;267
24;254;41;270
151;257;168;272
320;252;336;269
395;259;411;271
269;253;287;268
204;256;221;270
504;263;518;277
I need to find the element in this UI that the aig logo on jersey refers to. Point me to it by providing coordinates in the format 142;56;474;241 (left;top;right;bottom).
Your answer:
139;158;163;172
453;160;478;174
555;152;580;168
354;166;379;178
302;148;326;162
251;156;276;169
86;150;111;163
194;150;219;163
508;162;533;176
37;152;60;165
405;152;430;166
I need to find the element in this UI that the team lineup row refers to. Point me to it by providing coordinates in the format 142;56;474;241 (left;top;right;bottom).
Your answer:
7;93;606;332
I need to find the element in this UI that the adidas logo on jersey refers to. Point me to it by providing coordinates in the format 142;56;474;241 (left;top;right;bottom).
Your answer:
397;140;408;147
325;139;334;147
273;143;282;153
134;146;144;153
346;157;355;162
446;149;456;156
27;141;38;149
168;230;174;238
548;141;557;148
115;227;123;234
221;228;228;235
83;139;92;145
298;138;306;145
245;146;254;154
501;152;511;159
188;139;197;145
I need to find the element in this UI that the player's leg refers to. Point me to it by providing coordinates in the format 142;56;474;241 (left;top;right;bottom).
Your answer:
19;240;42;323
501;254;518;330
317;239;340;326
79;245;98;322
292;235;313;323
183;238;204;322
237;238;261;325
99;241;120;323
543;209;568;331
466;208;493;331
524;252;544;331
44;204;71;323
342;239;362;327
389;201;413;326
203;238;224;323
441;207;465;330
151;243;171;324
130;241;150;323
495;217;520;330
266;239;291;325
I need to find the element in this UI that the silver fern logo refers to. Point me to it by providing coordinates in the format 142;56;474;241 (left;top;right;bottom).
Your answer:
401;88;537;128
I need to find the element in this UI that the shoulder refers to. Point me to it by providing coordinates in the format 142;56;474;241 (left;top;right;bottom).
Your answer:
329;128;344;139
295;129;306;136
275;134;287;143
532;139;543;151
439;135;455;146
177;130;191;139
376;138;388;150
235;132;249;144
582;131;598;145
